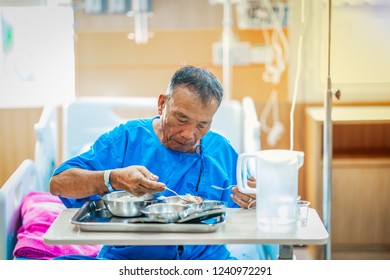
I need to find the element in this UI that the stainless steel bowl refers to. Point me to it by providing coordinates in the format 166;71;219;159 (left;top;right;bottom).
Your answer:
190;200;227;211
102;191;154;217
141;203;189;223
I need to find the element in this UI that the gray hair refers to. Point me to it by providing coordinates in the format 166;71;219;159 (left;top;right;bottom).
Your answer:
166;65;223;106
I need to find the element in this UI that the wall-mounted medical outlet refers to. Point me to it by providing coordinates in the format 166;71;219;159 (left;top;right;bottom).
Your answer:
212;41;252;66
85;0;107;14
251;44;273;64
212;42;273;65
84;0;133;14
236;0;289;30
108;0;130;14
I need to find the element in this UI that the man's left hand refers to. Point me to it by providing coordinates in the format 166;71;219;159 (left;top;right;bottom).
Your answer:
231;176;256;209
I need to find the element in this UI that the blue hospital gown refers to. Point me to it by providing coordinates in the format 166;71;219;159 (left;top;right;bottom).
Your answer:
53;117;240;260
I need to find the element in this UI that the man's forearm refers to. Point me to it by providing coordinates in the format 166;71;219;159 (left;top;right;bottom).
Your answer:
50;168;107;198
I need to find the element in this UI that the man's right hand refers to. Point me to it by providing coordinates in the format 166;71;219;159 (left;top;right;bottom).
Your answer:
110;166;166;196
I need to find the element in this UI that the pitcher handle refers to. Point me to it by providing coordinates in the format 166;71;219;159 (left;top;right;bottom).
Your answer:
297;151;304;168
236;153;256;194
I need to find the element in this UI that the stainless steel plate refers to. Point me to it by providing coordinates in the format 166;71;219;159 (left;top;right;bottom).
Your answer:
70;200;226;233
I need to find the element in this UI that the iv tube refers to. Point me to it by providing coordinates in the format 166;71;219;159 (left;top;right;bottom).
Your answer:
289;34;303;151
289;0;306;151
259;0;289;147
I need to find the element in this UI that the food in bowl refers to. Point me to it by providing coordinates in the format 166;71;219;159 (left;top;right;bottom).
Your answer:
159;194;203;205
110;193;149;202
102;191;154;217
182;194;203;204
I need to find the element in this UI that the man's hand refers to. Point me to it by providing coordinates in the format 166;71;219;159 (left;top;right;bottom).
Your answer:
110;166;166;196
231;176;256;209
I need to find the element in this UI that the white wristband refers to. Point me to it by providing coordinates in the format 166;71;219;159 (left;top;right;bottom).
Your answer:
104;170;114;192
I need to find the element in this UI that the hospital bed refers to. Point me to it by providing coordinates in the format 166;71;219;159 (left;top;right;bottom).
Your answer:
1;96;279;260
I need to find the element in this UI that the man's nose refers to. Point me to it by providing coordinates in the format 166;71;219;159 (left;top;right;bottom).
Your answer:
179;125;196;141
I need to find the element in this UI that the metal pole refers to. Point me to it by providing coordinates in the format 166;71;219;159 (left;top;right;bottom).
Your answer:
323;0;333;260
222;0;232;100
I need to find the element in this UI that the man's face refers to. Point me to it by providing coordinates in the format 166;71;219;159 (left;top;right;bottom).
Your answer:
157;86;219;153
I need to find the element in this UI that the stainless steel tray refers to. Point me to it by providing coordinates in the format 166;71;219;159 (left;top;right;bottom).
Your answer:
71;200;226;233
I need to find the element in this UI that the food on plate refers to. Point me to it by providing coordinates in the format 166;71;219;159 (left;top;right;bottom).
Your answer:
182;194;203;204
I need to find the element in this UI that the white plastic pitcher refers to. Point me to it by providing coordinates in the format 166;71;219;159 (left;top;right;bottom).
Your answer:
236;149;304;233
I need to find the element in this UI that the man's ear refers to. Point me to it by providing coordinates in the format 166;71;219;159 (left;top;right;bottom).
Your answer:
157;93;167;115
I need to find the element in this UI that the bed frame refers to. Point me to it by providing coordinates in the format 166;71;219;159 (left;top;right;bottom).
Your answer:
0;104;57;260
0;160;40;260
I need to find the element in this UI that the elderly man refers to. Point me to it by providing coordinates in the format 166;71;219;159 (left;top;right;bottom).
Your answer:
50;65;256;260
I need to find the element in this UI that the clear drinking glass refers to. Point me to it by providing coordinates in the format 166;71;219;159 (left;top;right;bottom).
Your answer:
297;200;310;226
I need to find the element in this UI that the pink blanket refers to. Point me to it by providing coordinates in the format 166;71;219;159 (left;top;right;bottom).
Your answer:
13;191;101;259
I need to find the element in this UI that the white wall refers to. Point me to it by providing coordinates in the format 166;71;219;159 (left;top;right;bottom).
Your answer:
0;6;75;108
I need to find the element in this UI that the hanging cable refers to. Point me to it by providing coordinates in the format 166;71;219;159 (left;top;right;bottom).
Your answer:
289;0;307;151
289;34;303;151
259;0;289;147
261;0;289;85
260;89;284;146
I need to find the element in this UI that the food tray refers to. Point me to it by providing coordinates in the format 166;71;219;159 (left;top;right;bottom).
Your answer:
71;200;226;233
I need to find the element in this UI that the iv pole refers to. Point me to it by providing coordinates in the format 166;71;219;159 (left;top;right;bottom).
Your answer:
323;0;340;260
210;0;237;100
